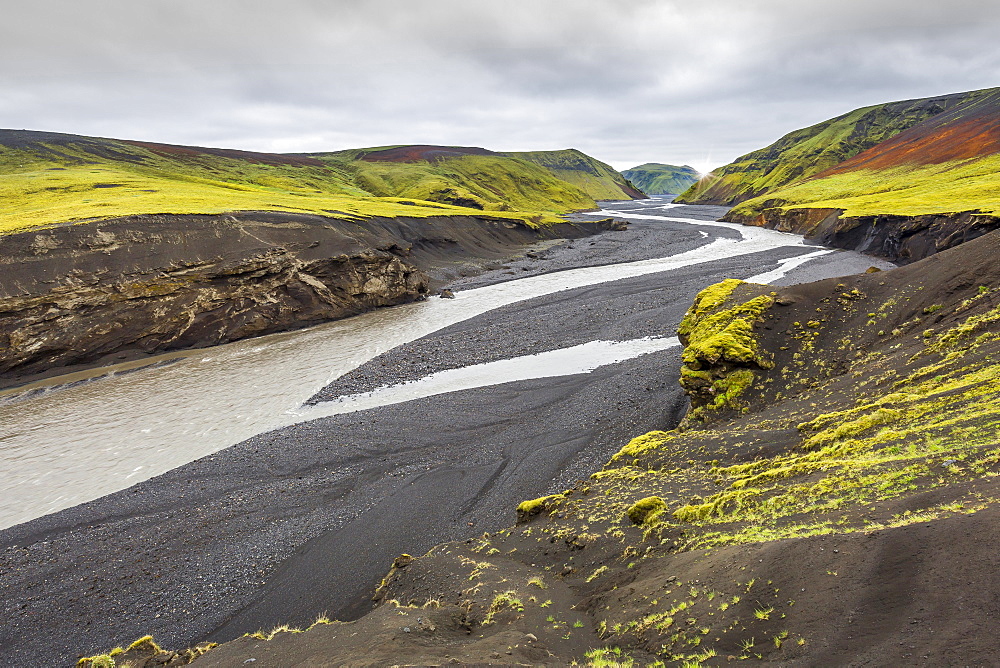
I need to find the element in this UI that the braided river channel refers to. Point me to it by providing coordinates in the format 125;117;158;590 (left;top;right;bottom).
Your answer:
0;200;873;529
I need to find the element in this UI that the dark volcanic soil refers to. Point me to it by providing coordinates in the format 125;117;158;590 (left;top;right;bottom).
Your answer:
0;203;883;666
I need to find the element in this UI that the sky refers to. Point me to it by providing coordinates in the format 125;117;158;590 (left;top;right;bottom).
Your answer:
2;0;999;173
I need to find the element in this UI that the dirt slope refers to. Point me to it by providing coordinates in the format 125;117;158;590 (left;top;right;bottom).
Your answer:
98;229;1000;666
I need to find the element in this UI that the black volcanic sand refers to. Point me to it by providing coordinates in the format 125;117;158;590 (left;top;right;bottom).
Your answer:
0;204;886;666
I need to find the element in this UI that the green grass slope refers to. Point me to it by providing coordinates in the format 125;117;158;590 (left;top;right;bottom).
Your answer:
729;88;1000;219
675;88;987;206
311;145;602;213
0;134;636;235
621;163;699;196
503;148;647;200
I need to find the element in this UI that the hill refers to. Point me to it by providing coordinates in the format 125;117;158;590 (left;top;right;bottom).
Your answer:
501;148;647;201
674;89;981;206
676;88;1000;262
94;228;1000;666
0;132;641;235
0;132;636;382
621;163;699;195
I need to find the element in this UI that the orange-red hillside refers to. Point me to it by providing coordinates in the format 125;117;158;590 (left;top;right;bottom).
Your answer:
819;88;1000;176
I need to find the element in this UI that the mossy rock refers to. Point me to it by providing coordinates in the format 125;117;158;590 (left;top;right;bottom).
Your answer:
627;496;667;525
516;493;564;524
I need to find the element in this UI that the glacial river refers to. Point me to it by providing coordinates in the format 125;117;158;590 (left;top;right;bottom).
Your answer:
0;203;828;529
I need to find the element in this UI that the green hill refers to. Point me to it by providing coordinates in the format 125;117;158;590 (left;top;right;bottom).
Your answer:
0;134;639;235
726;88;1000;219
501;148;647;200
675;89;986;206
621;163;699;195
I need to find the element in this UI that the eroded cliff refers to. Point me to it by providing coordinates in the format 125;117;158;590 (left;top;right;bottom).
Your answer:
0;212;612;385
722;205;1000;262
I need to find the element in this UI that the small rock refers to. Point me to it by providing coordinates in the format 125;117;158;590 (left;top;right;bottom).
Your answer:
439;289;455;299
524;633;537;642
865;266;882;273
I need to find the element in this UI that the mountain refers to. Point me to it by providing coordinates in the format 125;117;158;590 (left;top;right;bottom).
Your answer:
674;89;981;206
0;132;642;235
621;162;699;195
677;87;1000;262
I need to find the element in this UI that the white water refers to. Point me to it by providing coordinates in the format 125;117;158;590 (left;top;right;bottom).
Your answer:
0;205;816;529
298;336;681;420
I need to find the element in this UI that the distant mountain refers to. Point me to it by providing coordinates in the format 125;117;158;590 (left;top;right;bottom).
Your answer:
620;163;698;196
0;133;642;235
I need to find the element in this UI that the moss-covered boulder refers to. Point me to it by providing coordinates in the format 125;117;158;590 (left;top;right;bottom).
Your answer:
677;280;775;422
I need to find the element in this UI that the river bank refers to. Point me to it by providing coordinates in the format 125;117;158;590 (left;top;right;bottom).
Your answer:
0;202;891;666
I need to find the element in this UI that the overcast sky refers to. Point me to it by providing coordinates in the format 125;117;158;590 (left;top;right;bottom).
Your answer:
2;0;999;173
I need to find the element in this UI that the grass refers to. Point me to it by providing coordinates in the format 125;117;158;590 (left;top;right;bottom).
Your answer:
620;163;698;196
0;135;639;234
730;153;1000;218
676;91;967;205
482;590;524;625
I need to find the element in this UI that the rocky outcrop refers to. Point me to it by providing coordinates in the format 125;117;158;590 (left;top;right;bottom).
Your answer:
722;205;1000;263
0;211;615;385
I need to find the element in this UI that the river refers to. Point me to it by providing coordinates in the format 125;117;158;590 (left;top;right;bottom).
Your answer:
0;201;835;530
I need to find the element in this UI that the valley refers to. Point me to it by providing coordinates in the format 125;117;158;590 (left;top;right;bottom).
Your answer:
2;83;1000;668
0;201;883;666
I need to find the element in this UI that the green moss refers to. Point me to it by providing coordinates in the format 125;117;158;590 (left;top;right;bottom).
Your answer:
516;493;565;522
925;303;1000;354
676;281;775;420
679;282;774;370
627;496;667;525
77;635;163;667
677;279;743;337
611;431;675;463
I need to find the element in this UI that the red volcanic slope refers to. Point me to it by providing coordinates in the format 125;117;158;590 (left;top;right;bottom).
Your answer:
359;145;500;163
121;140;326;167
819;89;1000;177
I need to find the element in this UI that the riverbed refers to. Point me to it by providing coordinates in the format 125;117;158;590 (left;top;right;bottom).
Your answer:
0;200;833;530
0;200;892;665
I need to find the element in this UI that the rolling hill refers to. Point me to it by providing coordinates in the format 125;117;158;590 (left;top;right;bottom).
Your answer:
676;87;1000;261
674;89;983;206
621;162;699;196
0;132;642;235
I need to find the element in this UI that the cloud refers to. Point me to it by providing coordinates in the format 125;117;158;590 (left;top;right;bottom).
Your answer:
2;0;999;172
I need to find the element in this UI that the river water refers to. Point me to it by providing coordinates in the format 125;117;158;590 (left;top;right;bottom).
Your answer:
0;204;821;529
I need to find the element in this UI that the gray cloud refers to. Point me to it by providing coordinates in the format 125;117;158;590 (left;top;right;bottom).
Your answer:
2;0;999;172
